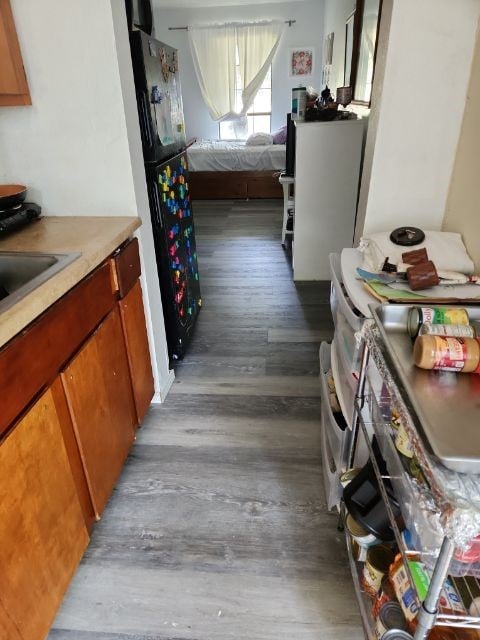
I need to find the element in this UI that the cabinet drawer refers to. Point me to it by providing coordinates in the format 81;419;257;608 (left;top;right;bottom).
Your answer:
113;237;141;298
329;253;363;332
0;262;114;437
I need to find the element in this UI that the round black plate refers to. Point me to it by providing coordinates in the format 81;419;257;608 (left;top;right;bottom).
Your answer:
390;227;425;246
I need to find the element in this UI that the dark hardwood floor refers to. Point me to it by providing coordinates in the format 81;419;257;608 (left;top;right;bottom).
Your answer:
49;200;361;640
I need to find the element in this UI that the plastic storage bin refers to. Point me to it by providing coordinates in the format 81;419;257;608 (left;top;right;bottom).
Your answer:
330;253;363;378
320;341;350;473
320;341;346;510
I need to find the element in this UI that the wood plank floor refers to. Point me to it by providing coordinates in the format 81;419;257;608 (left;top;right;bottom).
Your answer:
49;200;361;640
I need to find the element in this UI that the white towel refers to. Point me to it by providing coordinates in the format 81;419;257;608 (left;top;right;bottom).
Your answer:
359;230;475;275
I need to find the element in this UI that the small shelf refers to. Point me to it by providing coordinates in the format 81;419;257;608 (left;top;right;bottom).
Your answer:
356;396;480;631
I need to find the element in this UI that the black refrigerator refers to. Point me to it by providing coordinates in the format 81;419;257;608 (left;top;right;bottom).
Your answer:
129;30;201;362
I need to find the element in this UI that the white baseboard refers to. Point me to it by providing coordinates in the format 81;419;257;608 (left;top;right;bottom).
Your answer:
151;368;175;404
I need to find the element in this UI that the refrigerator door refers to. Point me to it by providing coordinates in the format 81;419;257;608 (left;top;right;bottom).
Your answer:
130;31;186;163
147;151;201;361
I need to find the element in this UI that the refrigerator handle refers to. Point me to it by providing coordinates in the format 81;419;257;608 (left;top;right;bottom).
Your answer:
139;91;153;149
152;182;163;229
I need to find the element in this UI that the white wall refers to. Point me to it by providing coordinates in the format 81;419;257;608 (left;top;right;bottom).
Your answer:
0;0;136;215
153;1;325;139
356;0;480;238
443;29;480;270
0;0;174;401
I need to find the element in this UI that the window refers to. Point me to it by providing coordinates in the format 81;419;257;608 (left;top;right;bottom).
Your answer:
219;65;272;140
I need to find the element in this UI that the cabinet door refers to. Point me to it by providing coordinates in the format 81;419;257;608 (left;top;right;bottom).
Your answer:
0;0;31;106
119;279;154;423
0;385;89;640
62;307;136;517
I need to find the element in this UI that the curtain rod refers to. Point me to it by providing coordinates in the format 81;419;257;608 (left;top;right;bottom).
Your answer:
168;19;296;31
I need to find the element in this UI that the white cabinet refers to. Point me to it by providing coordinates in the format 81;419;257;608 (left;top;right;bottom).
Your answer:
293;119;364;281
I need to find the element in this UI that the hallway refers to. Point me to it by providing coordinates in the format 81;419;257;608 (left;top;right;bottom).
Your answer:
49;200;361;640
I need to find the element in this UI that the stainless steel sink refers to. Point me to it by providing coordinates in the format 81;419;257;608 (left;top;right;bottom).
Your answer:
0;251;80;314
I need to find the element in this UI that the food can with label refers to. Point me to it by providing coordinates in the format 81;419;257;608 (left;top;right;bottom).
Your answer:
395;423;414;459
375;601;408;640
361;546;396;597
346;513;380;549
373;575;397;618
408;307;470;338
391;407;402;431
340;468;360;488
418;323;476;338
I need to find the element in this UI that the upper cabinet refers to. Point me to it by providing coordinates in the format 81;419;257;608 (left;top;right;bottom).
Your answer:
0;0;31;106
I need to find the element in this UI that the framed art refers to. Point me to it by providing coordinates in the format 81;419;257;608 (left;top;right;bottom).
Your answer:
344;11;355;86
349;0;383;106
324;32;334;66
289;47;315;78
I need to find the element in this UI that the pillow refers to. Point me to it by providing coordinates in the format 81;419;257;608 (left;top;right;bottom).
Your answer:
272;125;287;144
245;132;273;146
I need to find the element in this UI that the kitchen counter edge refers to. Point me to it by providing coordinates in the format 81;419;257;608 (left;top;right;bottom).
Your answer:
0;216;141;349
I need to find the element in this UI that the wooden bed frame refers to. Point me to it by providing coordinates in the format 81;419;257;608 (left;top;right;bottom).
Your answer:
189;170;283;200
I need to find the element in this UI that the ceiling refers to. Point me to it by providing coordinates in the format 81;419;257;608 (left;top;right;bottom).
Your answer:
153;0;307;7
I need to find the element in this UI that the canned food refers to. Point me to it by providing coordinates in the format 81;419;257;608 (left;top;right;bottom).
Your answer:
361;545;396;597
395;423;414;459
418;323;476;338
375;601;408;640
340;468;360;488
390;407;401;431
346;513;380;549
373;575;397;618
408;307;470;338
382;631;413;640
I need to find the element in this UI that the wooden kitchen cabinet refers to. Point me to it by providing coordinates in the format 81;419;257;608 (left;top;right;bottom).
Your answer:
119;279;154;423
0;0;31;106
61;306;137;518
0;381;89;640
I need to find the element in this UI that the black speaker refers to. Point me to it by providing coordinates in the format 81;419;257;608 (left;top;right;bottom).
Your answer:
285;113;296;178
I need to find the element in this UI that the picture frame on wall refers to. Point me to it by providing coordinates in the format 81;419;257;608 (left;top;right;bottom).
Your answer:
289;47;315;78
344;11;355;85
324;32;334;66
349;0;383;106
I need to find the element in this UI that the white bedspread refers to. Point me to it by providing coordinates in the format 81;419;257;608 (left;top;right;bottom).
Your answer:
187;139;286;172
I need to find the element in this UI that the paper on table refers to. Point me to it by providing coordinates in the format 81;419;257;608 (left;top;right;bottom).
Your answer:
364;280;480;304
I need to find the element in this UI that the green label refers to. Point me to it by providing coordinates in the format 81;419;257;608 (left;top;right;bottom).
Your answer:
408;560;430;601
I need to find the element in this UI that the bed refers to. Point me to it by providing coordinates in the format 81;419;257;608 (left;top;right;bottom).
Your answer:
187;139;285;199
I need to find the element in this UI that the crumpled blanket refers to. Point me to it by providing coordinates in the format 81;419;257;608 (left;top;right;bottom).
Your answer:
359;230;475;275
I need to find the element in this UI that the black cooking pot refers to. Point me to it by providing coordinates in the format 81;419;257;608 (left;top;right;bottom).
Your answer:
343;442;404;541
0;184;27;210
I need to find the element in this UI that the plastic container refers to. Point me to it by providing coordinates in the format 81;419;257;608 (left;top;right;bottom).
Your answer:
413;335;480;373
320;342;351;473
292;86;307;121
319;343;343;510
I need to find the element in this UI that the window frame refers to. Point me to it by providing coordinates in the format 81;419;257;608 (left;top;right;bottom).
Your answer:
218;63;272;140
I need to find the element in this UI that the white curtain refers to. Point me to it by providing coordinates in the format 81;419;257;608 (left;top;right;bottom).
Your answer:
237;21;283;114
188;24;237;121
188;21;284;122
